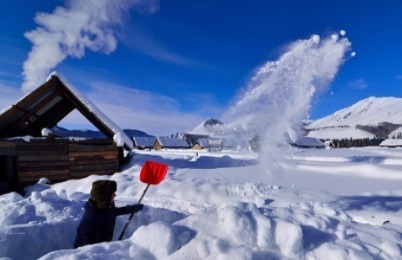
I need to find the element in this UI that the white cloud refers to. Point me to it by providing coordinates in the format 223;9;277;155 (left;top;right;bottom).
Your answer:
59;81;221;136
348;79;368;89
121;26;197;66
22;0;159;93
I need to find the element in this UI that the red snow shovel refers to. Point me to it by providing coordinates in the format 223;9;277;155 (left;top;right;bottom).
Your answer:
118;160;168;240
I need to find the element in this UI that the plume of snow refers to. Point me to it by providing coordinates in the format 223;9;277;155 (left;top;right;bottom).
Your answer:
22;0;158;92
223;32;353;170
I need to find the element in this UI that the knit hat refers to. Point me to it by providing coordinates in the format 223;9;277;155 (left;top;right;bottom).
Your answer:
90;180;117;210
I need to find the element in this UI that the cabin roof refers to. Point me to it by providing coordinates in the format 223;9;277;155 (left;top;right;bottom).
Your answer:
293;136;325;148
133;136;157;147
157;137;190;148
197;137;223;148
0;73;133;151
380;139;402;147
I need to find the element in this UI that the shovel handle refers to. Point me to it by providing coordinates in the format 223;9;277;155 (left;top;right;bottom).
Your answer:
118;184;150;240
137;183;150;204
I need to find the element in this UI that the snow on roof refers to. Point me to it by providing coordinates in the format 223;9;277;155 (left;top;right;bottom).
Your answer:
379;139;402;147
0;106;11;116
133;136;157;147
307;127;375;140
50;72;133;150
157;137;190;148
197;138;210;147
197;138;223;148
388;127;402;138
294;136;325;148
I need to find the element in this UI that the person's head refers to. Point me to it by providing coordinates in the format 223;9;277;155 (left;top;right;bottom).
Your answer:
90;180;117;209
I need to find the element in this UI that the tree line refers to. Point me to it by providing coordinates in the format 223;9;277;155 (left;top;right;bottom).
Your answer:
322;138;384;148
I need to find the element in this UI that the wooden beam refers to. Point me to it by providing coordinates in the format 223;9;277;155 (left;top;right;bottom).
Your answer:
17;155;69;162
2;85;65;137
68;150;118;157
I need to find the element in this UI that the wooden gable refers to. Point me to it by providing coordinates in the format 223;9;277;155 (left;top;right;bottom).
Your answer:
0;74;133;195
0;74;133;151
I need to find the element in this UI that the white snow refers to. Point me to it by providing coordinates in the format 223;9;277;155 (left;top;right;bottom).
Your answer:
308;97;402;129
41;128;52;137
388;127;402;139
380;139;402;147
2;30;401;260
307;127;376;140
1;147;402;259
306;97;402;140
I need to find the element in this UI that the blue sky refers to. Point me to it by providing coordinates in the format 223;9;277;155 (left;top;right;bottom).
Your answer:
1;0;402;136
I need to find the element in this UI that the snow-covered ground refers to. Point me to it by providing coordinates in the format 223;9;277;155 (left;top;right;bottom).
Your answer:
1;146;402;259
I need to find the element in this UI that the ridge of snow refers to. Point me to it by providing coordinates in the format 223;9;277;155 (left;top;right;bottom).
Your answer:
308;97;402;129
189;118;226;136
2;148;402;259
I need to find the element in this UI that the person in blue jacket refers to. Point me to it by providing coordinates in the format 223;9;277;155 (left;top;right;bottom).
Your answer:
74;180;143;248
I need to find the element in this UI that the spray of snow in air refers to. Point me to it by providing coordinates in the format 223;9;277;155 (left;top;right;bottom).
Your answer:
223;31;354;170
21;0;158;93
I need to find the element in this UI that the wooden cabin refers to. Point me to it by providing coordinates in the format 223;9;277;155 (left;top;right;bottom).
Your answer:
184;134;209;147
379;139;402;148
0;73;133;195
291;136;325;149
133;136;157;150
192;137;223;151
248;135;260;151
153;137;190;150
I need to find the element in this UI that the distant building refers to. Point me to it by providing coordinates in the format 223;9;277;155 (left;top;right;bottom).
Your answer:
248;135;260;151
379;139;402;148
324;140;335;148
193;137;223;150
154;137;190;150
184;134;210;146
291;136;325;149
133;136;157;150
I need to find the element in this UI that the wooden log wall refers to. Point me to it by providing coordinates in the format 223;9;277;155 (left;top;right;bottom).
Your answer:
0;142;16;156
68;140;119;179
16;140;70;183
0;142;18;193
1;139;120;188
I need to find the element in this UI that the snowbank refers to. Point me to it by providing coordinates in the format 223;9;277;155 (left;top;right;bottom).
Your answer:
1;148;402;259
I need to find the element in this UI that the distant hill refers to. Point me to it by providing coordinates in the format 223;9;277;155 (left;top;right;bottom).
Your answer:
122;129;154;138
190;118;225;136
306;97;402;139
56;96;402;143
51;126;152;139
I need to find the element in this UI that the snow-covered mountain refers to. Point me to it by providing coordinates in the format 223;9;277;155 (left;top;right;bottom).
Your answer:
307;97;402;139
189;118;225;136
173;97;402;142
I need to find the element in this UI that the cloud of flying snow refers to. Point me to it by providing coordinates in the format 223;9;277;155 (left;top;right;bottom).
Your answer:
223;32;354;170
